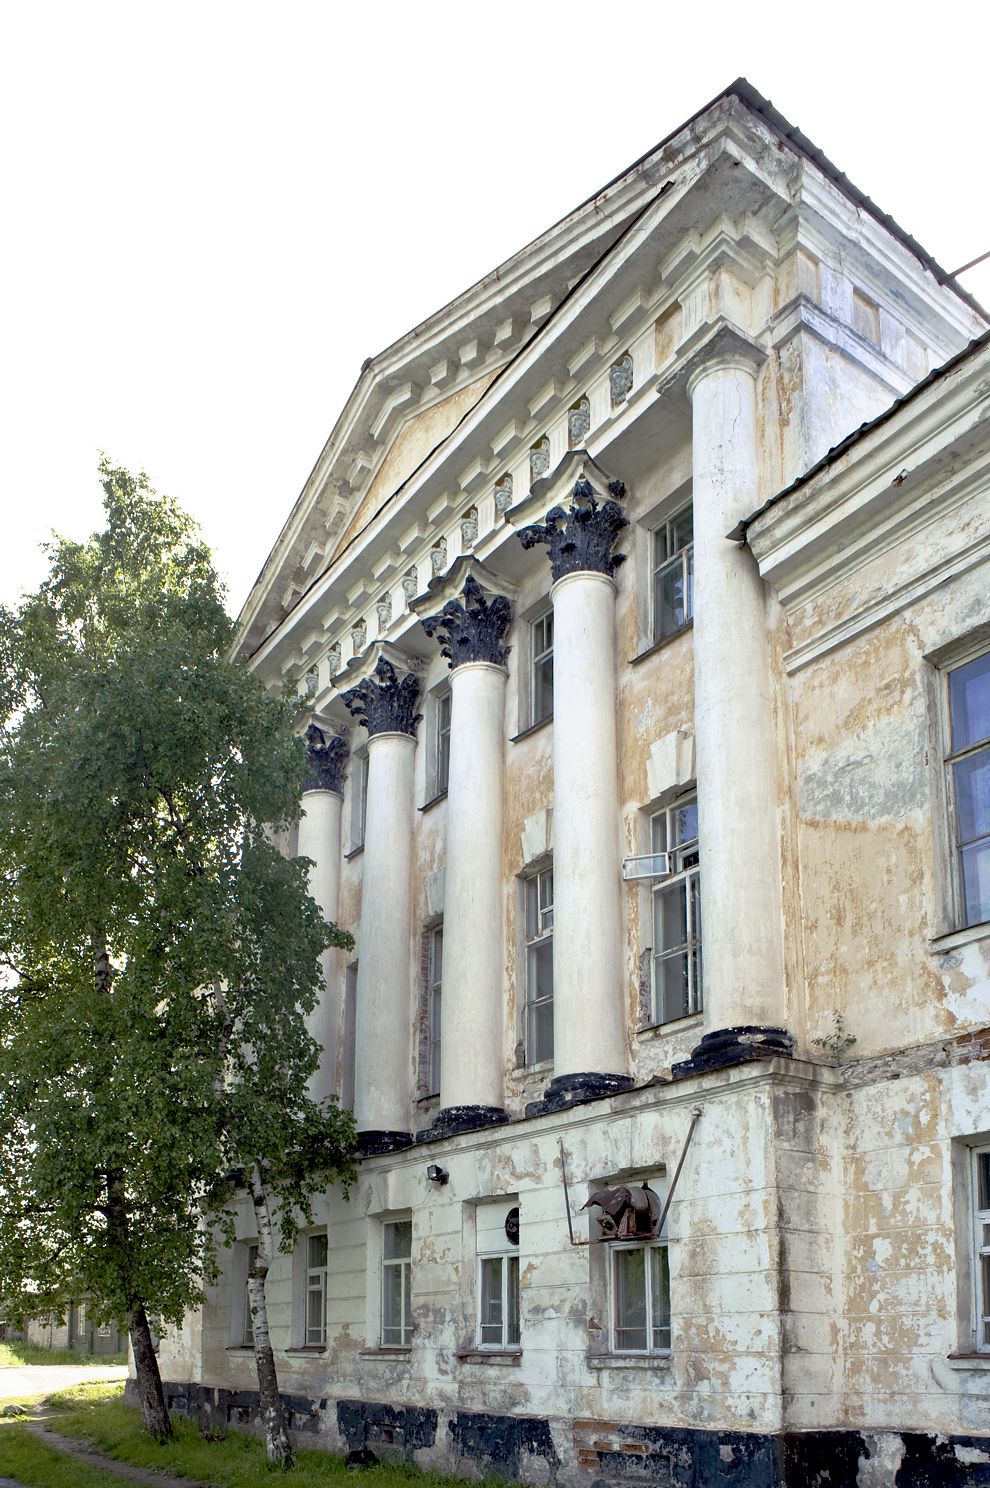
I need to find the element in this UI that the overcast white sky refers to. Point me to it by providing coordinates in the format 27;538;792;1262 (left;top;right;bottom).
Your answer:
2;1;988;619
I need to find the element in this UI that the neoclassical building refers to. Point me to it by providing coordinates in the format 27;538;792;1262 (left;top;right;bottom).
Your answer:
159;81;990;1485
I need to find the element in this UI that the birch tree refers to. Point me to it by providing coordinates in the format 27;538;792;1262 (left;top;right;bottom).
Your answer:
0;461;355;1459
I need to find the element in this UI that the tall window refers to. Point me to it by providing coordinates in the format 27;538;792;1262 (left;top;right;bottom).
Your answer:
651;797;702;1023
436;689;452;795
611;1240;670;1353
652;506;694;642
381;1220;412;1347
351;751;369;849
428;926;443;1097
946;651;990;927
243;1243;258;1346
525;867;554;1063
531;611;553;725
974;1145;990;1352
477;1201;521;1350
305;1233;328;1346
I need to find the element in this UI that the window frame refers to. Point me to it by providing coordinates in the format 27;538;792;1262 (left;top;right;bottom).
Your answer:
943;648;990;931
304;1232;328;1348
608;1237;671;1356
524;865;554;1065
243;1242;259;1347
475;1200;521;1352
435;687;452;797
380;1218;413;1349
651;504;694;645
973;1144;990;1354
649;795;702;1025
530;608;554;727
349;748;369;851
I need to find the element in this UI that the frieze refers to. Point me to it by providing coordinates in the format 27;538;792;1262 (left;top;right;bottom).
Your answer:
421;574;512;671
518;478;629;582
303;724;349;794
342;657;422;738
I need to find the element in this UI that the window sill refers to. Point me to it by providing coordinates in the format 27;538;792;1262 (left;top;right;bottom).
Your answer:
284;1346;328;1355
418;790;448;814
456;1350;522;1366
226;1345;255;1354
510;715;553;744
929;920;990;953
629;621;693;667
637;1013;703;1038
945;1353;990;1371
359;1346;411;1358
586;1352;672;1370
344;844;365;862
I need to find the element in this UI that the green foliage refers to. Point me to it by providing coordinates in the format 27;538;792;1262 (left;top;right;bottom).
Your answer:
811;1010;858;1064
0;1339;127;1367
0;460;355;1336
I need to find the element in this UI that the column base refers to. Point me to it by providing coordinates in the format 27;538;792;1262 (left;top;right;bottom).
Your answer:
415;1105;510;1143
355;1130;414;1157
524;1070;635;1119
672;1026;795;1079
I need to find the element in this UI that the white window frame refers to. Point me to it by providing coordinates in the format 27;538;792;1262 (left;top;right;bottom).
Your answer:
651;504;693;644
243;1242;258;1346
530;609;554;726
524;865;554;1065
427;924;442;1097
609;1238;671;1355
380;1218;412;1348
475;1200;521;1351
943;649;990;930
973;1144;990;1353
649;796;702;1024
305;1232;328;1347
350;749;369;850
435;688;452;796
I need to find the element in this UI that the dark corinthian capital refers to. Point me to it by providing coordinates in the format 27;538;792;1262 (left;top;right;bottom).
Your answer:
342;657;422;738
303;724;349;794
421;574;512;671
518;478;628;582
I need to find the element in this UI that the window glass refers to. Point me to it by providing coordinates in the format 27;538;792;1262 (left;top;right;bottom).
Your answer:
532;612;554;724
525;868;554;1063
436;690;452;795
652;507;694;642
975;1147;990;1352
382;1220;412;1347
611;1242;670;1353
352;751;369;849
306;1233;327;1346
477;1200;521;1349
947;653;990;926
244;1243;258;1345
428;927;443;1096
650;797;702;1023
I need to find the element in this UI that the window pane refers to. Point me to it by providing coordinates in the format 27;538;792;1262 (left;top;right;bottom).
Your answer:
670;509;693;553
506;1256;520;1347
650;812;667;856
614;1248;648;1351
480;1257;503;1344
978;1151;990;1211
382;1264;405;1344
656;949;690;1023
655;560;688;638
307;1283;325;1343
950;653;990;751
656;879;687;952
308;1234;327;1269
673;802;699;848
528;936;553;999
955;752;990;842
961;839;990;926
981;1254;990;1348
534;655;553;720
384;1221;411;1261
650;1247;671;1350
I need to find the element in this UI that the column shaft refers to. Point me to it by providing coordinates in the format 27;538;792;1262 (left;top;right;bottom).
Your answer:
551;570;627;1082
440;662;507;1118
688;357;786;1037
296;789;343;1104
353;732;416;1143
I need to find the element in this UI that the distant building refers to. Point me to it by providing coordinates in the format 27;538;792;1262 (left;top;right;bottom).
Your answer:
159;81;990;1486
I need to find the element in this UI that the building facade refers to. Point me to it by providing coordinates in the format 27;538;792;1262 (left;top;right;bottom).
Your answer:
158;82;990;1485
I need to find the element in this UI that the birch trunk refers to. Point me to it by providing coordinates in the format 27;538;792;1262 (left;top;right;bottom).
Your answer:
248;1163;293;1469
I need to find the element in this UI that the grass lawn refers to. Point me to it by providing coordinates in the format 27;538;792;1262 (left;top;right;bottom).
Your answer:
3;1381;483;1487
0;1338;128;1368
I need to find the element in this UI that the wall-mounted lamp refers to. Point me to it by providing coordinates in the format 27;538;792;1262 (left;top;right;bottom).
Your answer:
426;1163;448;1185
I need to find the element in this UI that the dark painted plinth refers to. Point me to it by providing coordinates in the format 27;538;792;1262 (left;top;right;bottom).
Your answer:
415;1105;510;1143
525;1070;635;1118
355;1129;414;1157
672;1025;795;1080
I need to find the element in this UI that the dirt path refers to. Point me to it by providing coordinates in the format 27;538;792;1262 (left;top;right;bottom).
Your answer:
24;1422;211;1486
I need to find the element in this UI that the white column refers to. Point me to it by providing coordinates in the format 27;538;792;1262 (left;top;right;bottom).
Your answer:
296;788;343;1104
440;661;507;1116
353;732;417;1141
687;355;786;1035
551;569;627;1081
